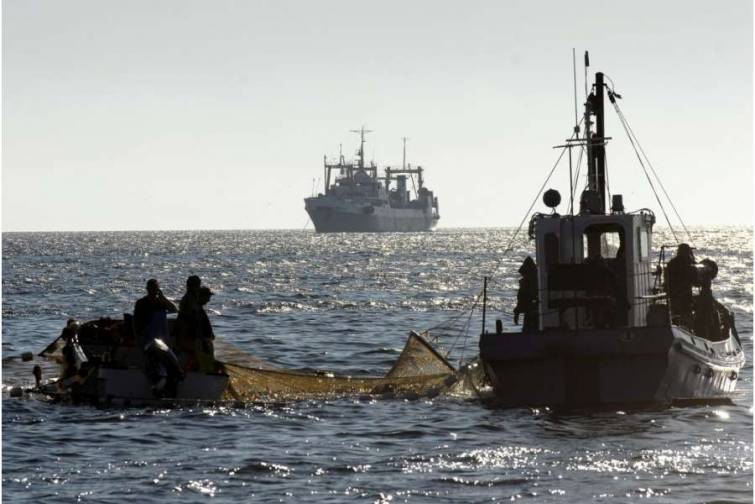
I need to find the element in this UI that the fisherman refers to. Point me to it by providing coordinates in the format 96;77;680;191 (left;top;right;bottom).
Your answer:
694;258;721;340
194;286;217;373
133;279;178;347
179;275;202;315
57;320;90;400
175;275;202;364
513;256;539;333
665;243;697;328
59;320;83;381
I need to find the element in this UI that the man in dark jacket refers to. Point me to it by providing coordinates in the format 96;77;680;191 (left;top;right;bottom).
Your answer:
194;286;217;373
175;275;202;357
133;279;177;346
665;243;697;328
514;256;539;333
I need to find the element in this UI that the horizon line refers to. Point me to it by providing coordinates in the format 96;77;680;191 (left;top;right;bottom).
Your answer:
2;223;752;234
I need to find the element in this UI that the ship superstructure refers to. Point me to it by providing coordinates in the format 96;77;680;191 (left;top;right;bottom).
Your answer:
304;128;439;233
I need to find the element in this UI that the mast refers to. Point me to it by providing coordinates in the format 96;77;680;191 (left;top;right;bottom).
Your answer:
402;136;408;169
323;155;329;194
585;70;607;214
350;126;372;171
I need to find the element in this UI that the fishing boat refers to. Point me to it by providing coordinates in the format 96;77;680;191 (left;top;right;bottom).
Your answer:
30;316;463;406
478;54;745;408
35;317;229;407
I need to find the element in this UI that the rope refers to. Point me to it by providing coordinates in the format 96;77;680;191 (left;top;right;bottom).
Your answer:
570;143;586;208
430;135;575;361
611;100;694;246
489;139;573;278
448;291;482;365
609;99;680;244
605;155;612;209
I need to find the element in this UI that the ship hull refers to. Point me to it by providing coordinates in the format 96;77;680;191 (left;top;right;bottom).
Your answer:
479;325;744;408
305;198;438;233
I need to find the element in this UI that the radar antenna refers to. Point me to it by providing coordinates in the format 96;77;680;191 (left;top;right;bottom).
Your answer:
350;126;372;170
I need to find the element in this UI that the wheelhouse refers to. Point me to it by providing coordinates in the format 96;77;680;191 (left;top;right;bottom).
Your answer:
532;208;656;331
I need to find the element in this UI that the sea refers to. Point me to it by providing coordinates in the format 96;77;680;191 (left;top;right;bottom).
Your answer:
2;228;752;503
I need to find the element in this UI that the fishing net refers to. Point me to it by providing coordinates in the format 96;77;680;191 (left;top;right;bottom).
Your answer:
218;331;460;401
37;318;487;402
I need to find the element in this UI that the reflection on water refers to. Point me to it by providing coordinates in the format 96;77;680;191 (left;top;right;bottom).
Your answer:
2;228;752;502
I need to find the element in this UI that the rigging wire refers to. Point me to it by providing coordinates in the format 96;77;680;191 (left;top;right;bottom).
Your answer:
437;134;576;361
491;139;572;278
604;156;612;209
570;142;586;204
609;98;680;243
612;99;695;246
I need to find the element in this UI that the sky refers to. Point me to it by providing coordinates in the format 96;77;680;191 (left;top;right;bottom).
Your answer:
2;0;752;231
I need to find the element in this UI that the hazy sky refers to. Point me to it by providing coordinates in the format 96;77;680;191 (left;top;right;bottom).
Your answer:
3;0;752;231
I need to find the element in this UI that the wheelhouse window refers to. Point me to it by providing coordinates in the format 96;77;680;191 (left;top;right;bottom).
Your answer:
583;224;625;260
637;228;649;260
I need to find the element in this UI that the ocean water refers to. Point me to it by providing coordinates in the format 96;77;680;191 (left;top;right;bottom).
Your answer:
2;228;752;502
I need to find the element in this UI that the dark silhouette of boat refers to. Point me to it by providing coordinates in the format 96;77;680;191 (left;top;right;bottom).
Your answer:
479;54;745;408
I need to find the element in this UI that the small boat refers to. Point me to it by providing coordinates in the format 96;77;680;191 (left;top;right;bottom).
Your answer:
32;316;464;406
479;54;745;408
36;317;229;407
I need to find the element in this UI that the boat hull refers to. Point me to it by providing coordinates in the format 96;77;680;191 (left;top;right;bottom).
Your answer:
42;367;229;407
305;197;438;233
479;325;744;408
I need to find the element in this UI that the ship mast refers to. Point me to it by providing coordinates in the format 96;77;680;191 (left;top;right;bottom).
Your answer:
350;126;372;171
402;136;408;169
584;62;608;214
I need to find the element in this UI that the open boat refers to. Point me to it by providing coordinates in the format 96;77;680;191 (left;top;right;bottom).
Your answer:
479;55;745;408
36;317;230;407
32;316;461;406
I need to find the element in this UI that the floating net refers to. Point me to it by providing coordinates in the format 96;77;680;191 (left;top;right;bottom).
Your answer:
37;318;488;403
218;331;462;402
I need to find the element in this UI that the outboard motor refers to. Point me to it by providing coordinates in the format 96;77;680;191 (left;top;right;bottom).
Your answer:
144;338;184;398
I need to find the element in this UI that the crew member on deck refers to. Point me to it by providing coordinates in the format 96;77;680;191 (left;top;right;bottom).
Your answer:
179;275;202;316
194;286;217;373
176;275;202;364
514;256;539;333
133;279;178;347
665;243;697;328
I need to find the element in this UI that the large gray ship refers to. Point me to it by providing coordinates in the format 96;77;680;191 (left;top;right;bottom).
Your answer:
304;128;440;233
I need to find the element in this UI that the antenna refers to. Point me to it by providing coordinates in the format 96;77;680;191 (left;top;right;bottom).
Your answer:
402;137;408;169
350;126;372;170
584;50;590;101
572;48;579;134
